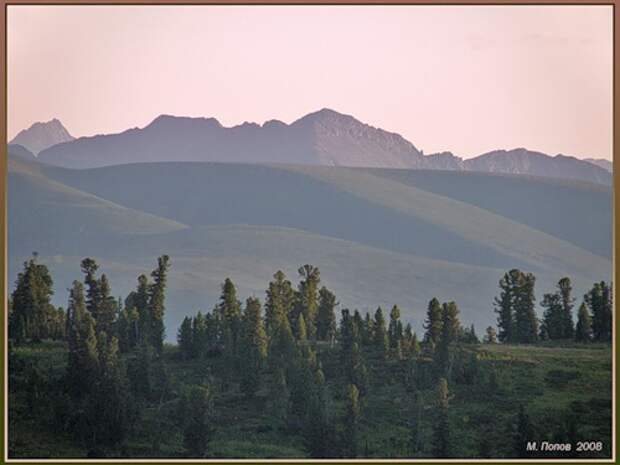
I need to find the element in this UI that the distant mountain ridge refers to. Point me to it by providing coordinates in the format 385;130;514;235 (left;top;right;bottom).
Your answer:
10;118;74;154
31;109;611;184
584;158;612;172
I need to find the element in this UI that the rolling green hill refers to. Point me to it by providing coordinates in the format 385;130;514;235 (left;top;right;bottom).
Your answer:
8;157;611;339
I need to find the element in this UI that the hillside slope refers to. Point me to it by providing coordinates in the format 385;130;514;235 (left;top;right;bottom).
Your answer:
8;159;611;338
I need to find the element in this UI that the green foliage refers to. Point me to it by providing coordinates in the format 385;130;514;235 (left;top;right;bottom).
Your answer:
541;277;575;340
240;297;268;398
372;307;388;359
343;384;361;458
265;271;295;338
423;298;442;346
215;278;242;357
296;265;321;340
584;281;612;342
8;260;613;459
575;303;593;343
513;405;535;457
316;287;337;344
432;378;451;457
148;255;170;353
10;253;57;344
179;384;214;458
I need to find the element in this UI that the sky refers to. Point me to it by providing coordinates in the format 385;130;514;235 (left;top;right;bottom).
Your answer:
7;5;613;160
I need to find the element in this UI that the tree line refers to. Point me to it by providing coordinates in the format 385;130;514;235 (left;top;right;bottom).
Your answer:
8;255;612;458
493;269;612;344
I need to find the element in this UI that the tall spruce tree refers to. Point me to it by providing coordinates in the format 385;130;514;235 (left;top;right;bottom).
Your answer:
240;297;268;398
557;278;575;339
215;278;242;356
180;384;214;458
148;255;170;353
81;258;101;320
410;390;423;454
432;378;451;457
514;271;538;343
343;384;361;458
317;287;338;344
178;316;194;359
424;298;443;347
585;281;612;342
541;293;562;340
66;280;99;397
373;307;389;358
10;254;55;343
91;333;130;449
264;270;295;337
388;305;404;358
494;270;518;343
95;274;118;337
575;302;593;343
436;302;460;375
296;265;321;339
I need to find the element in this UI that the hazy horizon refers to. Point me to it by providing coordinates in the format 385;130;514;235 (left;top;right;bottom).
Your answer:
8;5;613;160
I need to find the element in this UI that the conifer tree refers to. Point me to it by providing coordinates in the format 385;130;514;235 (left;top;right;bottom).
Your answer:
343;384;361;458
180;384;214;458
317;287;337;344
373;307;389;358
432;378;451;457
585;281;612;342
436;302;460;374
81;258;101;319
494;270;519;343
424;298;443;346
10;254;55;343
410;330;421;356
388;305;404;358
95;274;118;337
352;310;365;345
305;367;336;458
410;390;423;453
514;271;538;343
215;278;242;353
296;265;321;339
346;342;369;397
116;305;139;352
265;271;295;337
178;316;194;359
575;302;593;343
125;274;152;346
191;312;209;358
557;277;575;339
270;368;291;424
240;297;268;398
66;281;99;397
541;292;562;340
148;255;170;353
296;313;308;342
268;310;297;371
362;312;373;346
92;333;130;449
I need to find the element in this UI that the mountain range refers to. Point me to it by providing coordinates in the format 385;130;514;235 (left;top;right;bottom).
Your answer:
7;146;611;340
19;109;612;185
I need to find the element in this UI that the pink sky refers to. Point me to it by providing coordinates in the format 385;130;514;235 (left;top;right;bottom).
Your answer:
7;5;612;160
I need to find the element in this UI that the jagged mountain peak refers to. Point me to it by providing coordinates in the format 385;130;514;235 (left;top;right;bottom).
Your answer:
9;118;74;154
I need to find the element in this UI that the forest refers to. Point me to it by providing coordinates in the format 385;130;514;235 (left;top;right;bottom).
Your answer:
8;254;613;459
